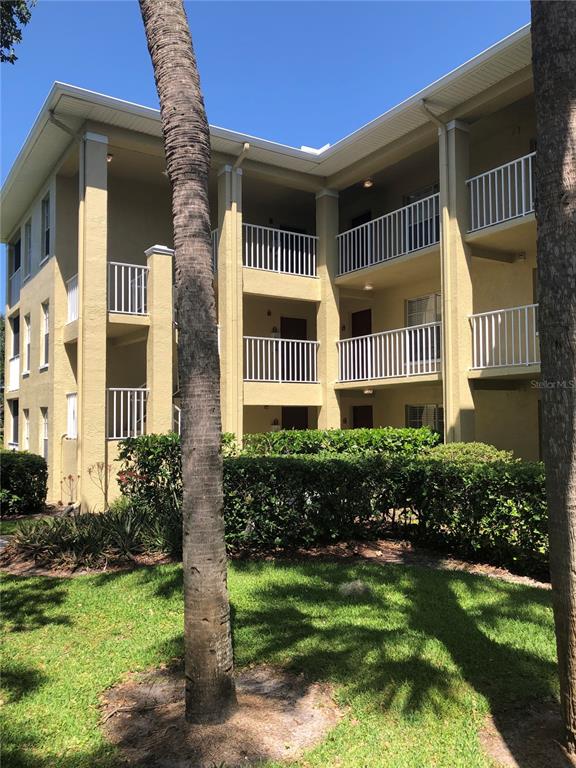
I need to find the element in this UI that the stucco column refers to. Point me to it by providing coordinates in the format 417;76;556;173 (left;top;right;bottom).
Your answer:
440;120;475;442
145;245;174;434
316;188;341;429
217;165;243;437
77;132;108;510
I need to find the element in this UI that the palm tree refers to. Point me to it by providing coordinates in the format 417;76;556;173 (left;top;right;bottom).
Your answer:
531;0;576;752
139;0;236;723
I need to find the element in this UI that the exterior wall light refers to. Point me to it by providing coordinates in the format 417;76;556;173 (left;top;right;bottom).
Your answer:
363;179;374;189
106;154;114;163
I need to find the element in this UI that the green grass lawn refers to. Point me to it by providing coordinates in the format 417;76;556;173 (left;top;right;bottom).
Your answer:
2;560;557;768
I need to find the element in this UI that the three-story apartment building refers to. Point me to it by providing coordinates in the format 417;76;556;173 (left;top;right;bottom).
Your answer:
2;26;541;509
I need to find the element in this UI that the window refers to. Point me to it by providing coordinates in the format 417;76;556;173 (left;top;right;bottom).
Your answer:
11;314;20;358
23;315;31;373
11;238;21;274
66;393;78;439
405;404;444;437
23;409;30;450
24;219;32;278
9;400;19;447
406;293;441;327
403;183;439;206
40;407;48;461
41;194;50;260
41;302;49;368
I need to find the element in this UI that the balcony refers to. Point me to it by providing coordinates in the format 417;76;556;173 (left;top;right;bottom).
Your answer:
107;387;148;439
337;194;440;276
243;224;317;277
211;224;318;278
67;274;78;322
467;152;535;233
108;262;148;315
338;322;442;383
244;336;319;383
8;354;20;391
8;267;21;307
470;303;540;372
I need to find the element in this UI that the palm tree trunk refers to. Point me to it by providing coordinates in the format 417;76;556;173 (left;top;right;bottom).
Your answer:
139;0;236;723
531;0;576;752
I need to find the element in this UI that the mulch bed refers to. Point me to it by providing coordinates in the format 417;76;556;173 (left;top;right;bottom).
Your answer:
101;664;343;768
480;701;576;768
0;537;549;588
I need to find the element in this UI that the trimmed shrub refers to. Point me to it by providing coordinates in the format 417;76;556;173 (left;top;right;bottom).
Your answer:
425;441;515;464
407;458;547;573
0;450;48;516
242;427;439;456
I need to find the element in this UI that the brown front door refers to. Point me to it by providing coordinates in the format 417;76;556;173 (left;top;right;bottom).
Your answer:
282;406;308;430
352;405;373;428
280;317;307;382
351;309;372;338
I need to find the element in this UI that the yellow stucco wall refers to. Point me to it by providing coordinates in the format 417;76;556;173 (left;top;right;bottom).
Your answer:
473;385;540;460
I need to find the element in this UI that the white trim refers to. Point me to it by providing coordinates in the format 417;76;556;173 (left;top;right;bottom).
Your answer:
144;244;174;257
84;131;108;144
315;188;339;200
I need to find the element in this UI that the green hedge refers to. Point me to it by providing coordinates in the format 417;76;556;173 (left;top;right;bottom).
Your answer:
0;450;48;516
9;433;548;577
242;427;439;456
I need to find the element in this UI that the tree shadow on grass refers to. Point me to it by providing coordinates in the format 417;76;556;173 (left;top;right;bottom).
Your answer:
1;577;71;633
227;559;560;767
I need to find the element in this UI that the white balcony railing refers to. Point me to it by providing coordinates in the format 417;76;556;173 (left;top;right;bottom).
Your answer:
9;267;21;306
244;336;319;383
8;355;20;391
470;303;539;370
108;262;148;315
338;194;440;275
338;322;442;382
67;274;78;322
107;388;148;440
467;152;535;232
243;224;317;277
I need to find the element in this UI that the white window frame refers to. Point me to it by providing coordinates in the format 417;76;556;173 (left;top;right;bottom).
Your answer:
405;404;444;435
406;293;441;327
23;408;30;450
9;399;19;448
66;393;78;439
40;301;49;370
24;218;32;279
41;194;50;262
23;314;31;375
40;407;48;460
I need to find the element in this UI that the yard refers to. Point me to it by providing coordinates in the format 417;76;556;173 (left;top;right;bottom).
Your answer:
2;558;558;768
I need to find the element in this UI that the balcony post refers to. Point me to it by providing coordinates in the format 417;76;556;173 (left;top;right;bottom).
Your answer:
77;131;109;510
217;164;243;438
440;120;476;442
145;245;174;434
316;188;341;428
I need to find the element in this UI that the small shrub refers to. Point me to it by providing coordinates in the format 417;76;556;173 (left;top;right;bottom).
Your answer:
0;450;47;516
425;441;515;464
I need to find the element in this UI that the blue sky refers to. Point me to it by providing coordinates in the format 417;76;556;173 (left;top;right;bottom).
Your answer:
1;0;530;302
